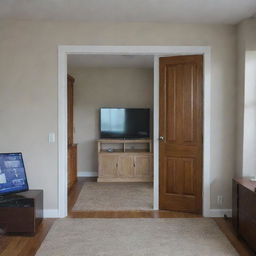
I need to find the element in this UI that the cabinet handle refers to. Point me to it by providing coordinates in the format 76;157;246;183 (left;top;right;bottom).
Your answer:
116;163;118;168
133;162;135;167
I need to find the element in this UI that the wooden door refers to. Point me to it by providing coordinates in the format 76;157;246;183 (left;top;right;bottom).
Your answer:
99;155;118;178
118;155;134;177
159;55;203;214
134;155;152;178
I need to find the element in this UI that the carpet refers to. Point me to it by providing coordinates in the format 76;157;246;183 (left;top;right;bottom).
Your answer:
72;182;153;211
35;218;238;256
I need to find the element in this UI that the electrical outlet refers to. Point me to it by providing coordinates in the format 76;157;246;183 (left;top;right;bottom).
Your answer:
217;195;223;206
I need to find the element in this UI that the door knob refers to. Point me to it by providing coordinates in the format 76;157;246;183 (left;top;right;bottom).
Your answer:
159;136;164;141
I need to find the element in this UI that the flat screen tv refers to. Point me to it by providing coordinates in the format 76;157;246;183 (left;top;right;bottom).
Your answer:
0;153;29;196
100;108;150;139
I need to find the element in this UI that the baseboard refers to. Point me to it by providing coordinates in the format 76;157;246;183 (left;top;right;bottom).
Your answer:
77;171;98;177
44;209;59;218
208;209;232;218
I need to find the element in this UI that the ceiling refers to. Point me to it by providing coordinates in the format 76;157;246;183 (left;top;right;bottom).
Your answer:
0;0;256;24
68;55;154;69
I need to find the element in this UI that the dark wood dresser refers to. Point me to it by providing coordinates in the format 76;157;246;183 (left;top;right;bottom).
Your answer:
233;178;256;252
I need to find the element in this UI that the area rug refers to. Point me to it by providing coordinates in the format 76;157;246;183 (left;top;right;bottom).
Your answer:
35;218;238;256
72;182;153;211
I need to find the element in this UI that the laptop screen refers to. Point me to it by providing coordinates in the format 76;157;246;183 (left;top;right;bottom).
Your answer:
0;153;29;196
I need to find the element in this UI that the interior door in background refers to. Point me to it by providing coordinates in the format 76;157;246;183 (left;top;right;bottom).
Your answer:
159;55;203;214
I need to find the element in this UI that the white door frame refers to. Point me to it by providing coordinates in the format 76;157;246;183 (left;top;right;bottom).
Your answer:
58;45;211;218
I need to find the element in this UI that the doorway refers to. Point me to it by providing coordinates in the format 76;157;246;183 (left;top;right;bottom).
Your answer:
67;55;154;212
58;46;211;218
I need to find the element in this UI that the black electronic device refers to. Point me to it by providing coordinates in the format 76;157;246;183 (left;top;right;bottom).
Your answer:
100;108;150;139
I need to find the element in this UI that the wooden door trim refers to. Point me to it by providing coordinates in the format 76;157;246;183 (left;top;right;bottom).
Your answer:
58;46;211;218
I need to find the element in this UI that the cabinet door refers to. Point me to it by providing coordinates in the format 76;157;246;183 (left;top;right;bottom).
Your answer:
118;156;134;177
134;155;152;177
99;155;118;178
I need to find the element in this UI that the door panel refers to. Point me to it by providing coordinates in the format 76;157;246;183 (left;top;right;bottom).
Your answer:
134;155;152;177
99;155;118;178
118;156;134;177
159;55;203;214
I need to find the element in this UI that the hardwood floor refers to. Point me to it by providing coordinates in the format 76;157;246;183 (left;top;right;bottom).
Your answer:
215;218;255;256
0;177;254;256
0;219;55;256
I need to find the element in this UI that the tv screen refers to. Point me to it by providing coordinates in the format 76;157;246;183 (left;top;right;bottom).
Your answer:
100;108;150;139
0;153;29;196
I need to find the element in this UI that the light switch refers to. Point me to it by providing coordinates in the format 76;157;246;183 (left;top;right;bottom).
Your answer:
48;132;55;143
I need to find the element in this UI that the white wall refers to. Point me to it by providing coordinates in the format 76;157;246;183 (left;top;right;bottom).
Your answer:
242;51;256;177
236;18;256;177
69;67;153;176
0;20;237;211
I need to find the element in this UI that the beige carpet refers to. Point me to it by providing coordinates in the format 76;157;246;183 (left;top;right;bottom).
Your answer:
36;218;238;256
72;182;153;211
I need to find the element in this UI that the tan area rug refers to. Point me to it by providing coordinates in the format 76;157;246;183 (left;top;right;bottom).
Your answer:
36;218;238;256
72;182;153;211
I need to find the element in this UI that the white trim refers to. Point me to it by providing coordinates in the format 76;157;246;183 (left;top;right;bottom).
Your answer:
202;49;212;217
153;56;159;210
58;47;68;218
44;209;59;218
77;171;98;177
208;209;232;218
58;45;211;218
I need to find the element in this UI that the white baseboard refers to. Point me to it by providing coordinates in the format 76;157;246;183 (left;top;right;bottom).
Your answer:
77;171;98;177
208;209;232;218
44;209;59;218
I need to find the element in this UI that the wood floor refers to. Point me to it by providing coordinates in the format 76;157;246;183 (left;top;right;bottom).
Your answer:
0;177;254;256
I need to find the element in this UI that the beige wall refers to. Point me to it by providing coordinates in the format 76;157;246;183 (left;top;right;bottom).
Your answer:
236;19;256;177
69;67;153;175
0;20;237;211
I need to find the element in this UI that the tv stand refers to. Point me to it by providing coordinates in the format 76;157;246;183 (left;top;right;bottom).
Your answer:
97;139;153;182
0;194;25;203
0;190;43;234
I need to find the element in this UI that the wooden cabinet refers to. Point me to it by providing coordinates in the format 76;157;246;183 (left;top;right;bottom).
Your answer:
67;75;74;146
99;154;118;178
67;74;77;190
134;155;152;177
118;155;134;177
232;178;256;253
97;139;153;182
68;144;77;189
